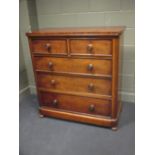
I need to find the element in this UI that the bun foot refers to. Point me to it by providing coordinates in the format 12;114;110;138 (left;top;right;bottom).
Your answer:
112;126;118;131
39;114;44;118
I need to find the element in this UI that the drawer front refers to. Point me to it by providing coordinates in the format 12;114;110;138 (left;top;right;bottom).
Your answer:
40;92;111;116
70;39;112;55
34;57;112;75
32;39;67;54
37;73;112;95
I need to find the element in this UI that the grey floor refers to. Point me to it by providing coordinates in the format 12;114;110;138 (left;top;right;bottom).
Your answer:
19;95;135;155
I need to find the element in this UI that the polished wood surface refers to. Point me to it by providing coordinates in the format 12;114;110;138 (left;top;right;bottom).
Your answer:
26;27;124;129
34;57;112;75
38;87;112;100
40;92;111;116
40;107;114;127
70;39;112;55
32;39;67;54
26;26;125;37
37;73;112;95
111;38;120;118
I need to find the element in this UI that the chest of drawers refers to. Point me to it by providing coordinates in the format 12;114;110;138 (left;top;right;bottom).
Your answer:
26;27;124;130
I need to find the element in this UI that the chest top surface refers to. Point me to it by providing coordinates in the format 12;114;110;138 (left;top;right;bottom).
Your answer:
26;26;125;37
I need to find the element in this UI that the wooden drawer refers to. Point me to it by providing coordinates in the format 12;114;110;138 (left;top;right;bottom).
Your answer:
70;39;112;55
34;57;112;75
32;39;67;54
37;73;112;95
40;92;111;116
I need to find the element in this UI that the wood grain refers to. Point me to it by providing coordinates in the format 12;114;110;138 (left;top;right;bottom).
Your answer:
40;92;111;116
26;26;125;129
26;26;125;37
70;39;112;55
37;73;112;95
34;57;112;75
32;39;67;54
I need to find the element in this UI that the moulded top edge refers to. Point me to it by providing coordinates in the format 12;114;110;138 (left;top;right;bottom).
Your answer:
26;26;125;37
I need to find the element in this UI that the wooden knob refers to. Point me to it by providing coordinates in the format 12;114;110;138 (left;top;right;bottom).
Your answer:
48;62;53;68
88;83;94;91
89;104;95;112
87;64;93;71
87;44;93;53
45;43;51;51
51;80;56;85
52;99;58;106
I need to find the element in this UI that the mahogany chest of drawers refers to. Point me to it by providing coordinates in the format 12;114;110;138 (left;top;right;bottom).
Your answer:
26;27;124;130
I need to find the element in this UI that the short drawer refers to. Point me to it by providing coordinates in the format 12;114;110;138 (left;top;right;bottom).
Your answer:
34;57;112;75
31;39;67;54
40;92;111;116
70;39;112;55
37;73;112;95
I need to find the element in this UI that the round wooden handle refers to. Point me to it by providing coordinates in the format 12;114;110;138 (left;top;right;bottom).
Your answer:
87;64;93;71
45;43;51;51
52;99;58;106
88;83;94;91
51;80;56;85
87;44;93;52
48;62;53;68
89;104;95;112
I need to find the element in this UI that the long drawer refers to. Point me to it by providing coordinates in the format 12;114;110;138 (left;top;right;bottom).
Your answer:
34;57;112;75
40;92;111;116
37;73;112;95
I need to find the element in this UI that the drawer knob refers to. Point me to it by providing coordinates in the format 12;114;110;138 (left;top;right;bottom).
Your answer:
88;83;94;91
52;99;58;106
48;62;53;68
87;64;93;71
89;104;95;112
45;43;51;51
51;80;56;85
87;44;93;53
